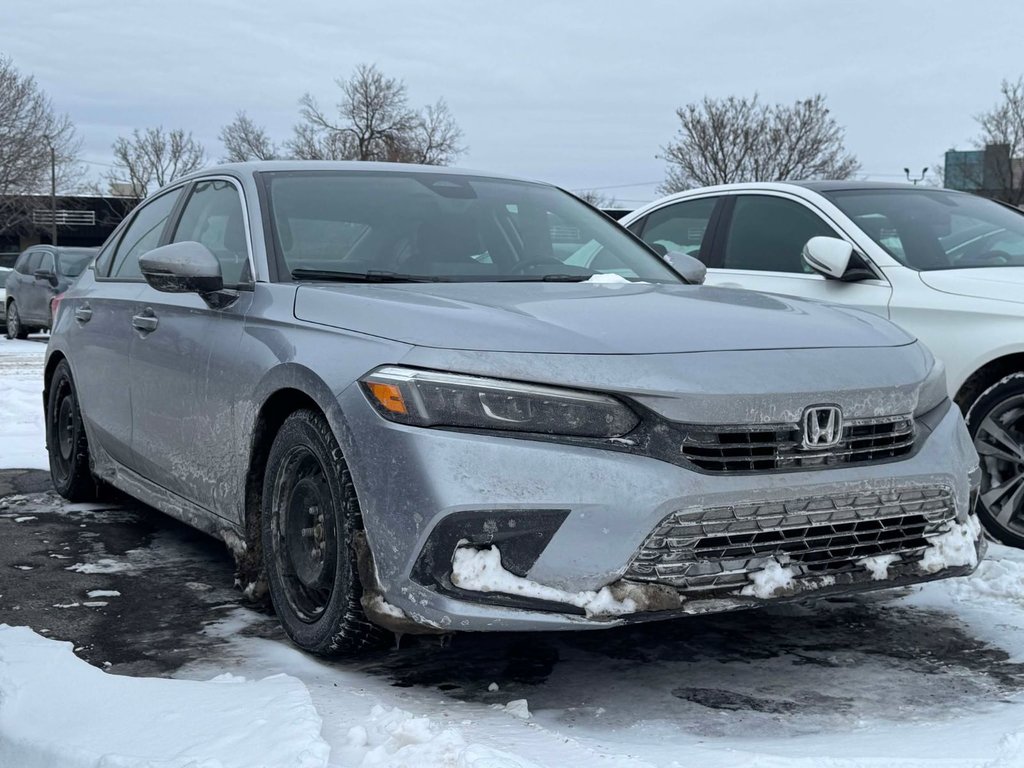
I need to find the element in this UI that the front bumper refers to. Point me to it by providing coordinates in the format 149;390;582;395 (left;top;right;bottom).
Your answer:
339;388;983;633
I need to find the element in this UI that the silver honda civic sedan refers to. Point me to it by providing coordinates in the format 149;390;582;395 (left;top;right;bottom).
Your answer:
45;161;983;655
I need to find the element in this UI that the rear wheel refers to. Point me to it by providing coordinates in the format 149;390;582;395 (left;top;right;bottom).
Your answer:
261;409;385;655
47;360;96;501
966;373;1024;548
5;301;28;340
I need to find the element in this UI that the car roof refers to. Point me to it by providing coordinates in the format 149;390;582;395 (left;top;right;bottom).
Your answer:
792;180;957;193
182;160;544;187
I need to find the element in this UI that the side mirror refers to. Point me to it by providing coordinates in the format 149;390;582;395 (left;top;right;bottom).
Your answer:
34;269;58;287
665;251;707;285
802;236;854;279
139;241;224;295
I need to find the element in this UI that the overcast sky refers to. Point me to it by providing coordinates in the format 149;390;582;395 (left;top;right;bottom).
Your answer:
2;0;1021;204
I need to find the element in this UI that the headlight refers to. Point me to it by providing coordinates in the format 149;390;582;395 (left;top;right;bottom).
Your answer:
360;366;639;438
914;359;948;416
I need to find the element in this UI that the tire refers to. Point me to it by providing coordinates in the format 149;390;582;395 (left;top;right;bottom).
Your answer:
261;409;386;655
47;359;96;501
965;372;1024;548
5;301;28;340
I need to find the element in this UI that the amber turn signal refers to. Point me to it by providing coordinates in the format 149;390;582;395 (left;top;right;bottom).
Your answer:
366;382;408;414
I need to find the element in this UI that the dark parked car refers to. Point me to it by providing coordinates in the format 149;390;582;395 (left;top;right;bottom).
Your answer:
4;245;97;338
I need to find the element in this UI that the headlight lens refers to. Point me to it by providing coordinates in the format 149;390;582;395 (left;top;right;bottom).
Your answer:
914;359;948;416
360;366;639;438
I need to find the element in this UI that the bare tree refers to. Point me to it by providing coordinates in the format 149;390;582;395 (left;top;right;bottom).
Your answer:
575;189;617;207
287;63;465;165
660;94;859;193
972;77;1024;204
219;111;279;162
0;54;82;231
108;127;206;198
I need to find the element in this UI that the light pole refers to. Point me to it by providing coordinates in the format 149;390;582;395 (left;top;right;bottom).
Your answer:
904;166;928;186
43;137;57;245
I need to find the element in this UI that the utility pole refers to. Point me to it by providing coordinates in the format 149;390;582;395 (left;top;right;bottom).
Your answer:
46;139;58;245
904;166;928;186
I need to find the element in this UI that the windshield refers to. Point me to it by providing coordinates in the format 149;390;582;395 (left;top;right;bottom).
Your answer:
823;188;1024;271
263;171;681;283
57;249;97;277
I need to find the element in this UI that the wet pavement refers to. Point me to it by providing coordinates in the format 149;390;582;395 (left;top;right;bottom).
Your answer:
3;468;1024;736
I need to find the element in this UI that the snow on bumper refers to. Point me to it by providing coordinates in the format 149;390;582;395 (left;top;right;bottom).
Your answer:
346;393;982;633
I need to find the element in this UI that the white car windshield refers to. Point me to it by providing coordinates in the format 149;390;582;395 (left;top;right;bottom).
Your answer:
824;188;1024;271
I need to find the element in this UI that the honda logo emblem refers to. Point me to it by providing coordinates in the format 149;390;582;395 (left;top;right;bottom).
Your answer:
801;405;843;449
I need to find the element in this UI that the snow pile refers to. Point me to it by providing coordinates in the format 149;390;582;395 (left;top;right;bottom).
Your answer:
585;273;631;284
351;704;541;767
740;559;796;598
0;625;330;768
859;554;900;581
451;545;638;617
920;514;983;573
0;341;47;470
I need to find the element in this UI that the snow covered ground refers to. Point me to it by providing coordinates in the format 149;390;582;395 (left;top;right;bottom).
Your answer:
0;336;47;470
4;337;1024;767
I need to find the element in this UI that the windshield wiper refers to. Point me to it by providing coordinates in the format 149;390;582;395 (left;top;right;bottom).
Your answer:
497;274;593;282
290;268;446;283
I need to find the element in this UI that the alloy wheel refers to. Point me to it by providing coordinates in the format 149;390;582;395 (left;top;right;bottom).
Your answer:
974;393;1024;537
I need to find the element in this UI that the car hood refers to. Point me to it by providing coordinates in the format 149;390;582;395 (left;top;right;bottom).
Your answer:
293;282;913;354
919;268;1024;305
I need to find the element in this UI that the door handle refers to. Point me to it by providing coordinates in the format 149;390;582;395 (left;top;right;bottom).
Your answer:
132;309;159;333
74;305;92;323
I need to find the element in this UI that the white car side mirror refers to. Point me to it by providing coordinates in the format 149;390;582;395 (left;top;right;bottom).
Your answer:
802;236;853;279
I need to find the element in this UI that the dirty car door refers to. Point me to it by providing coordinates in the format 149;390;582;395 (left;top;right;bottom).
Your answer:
72;189;183;469
128;179;254;520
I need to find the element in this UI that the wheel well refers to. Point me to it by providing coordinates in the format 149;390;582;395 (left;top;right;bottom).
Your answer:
955;353;1024;412
239;388;323;592
42;352;67;421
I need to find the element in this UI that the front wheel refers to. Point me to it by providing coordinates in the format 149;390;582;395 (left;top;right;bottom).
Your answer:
47;360;96;501
5;301;28;340
966;373;1024;548
261;409;386;655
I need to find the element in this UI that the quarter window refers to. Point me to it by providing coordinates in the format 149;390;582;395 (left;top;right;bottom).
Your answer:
109;189;182;279
638;197;718;263
723;195;837;273
171;180;251;285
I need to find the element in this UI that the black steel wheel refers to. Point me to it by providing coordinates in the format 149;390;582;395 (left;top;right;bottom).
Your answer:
47;359;96;501
261;409;386;655
5;301;28;340
967;373;1024;548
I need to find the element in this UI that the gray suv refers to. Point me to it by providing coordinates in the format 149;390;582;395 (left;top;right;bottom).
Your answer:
45;162;983;655
4;245;96;338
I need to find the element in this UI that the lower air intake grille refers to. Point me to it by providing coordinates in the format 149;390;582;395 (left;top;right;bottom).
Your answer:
626;487;955;594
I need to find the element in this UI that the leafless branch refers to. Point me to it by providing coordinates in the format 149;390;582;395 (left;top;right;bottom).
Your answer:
108;127;206;198
659;93;859;193
219;111;279;162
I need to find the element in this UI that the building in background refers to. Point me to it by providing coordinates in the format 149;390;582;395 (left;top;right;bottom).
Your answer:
944;144;1020;204
0;194;136;267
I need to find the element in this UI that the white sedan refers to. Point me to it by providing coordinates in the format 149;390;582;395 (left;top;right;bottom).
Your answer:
621;182;1024;547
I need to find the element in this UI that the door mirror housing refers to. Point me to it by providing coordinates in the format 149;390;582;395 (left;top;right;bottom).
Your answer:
665;251;707;285
34;269;58;287
802;236;854;279
139;241;224;295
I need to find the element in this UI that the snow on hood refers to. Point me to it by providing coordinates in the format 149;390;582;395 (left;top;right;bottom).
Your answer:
919;267;1024;306
293;282;914;354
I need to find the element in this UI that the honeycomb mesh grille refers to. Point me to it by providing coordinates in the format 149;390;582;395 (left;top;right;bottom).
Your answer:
679;415;915;472
626;488;955;594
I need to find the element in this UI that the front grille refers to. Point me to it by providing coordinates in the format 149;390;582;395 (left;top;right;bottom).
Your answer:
679;414;915;472
626;488;955;595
